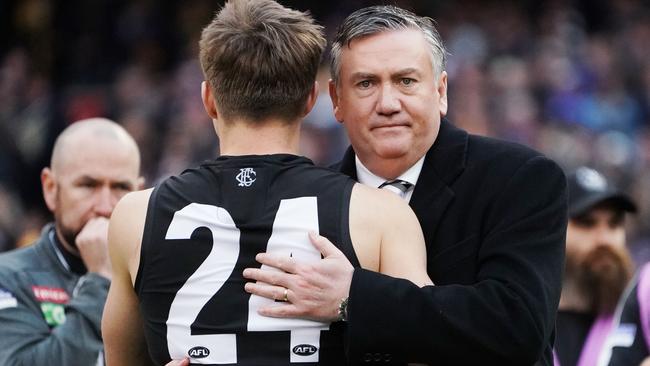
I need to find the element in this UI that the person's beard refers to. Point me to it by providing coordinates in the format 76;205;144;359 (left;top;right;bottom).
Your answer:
52;188;83;253
566;244;633;314
57;222;80;251
53;211;82;254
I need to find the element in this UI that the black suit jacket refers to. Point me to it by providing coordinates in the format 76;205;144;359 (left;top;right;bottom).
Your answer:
337;120;567;365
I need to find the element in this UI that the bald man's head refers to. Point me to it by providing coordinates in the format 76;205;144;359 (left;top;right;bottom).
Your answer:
50;118;141;174
41;118;144;252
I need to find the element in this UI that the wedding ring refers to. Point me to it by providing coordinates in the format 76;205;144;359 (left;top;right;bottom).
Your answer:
282;288;289;302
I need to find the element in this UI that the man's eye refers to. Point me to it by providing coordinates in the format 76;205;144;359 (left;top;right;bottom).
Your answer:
358;80;371;88
609;213;625;227
573;216;595;228
113;184;132;192
401;78;415;86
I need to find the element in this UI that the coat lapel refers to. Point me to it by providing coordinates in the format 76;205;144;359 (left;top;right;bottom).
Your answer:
337;147;358;180
409;120;467;243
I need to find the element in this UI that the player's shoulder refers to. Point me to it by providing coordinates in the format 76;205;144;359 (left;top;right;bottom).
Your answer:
282;163;358;198
113;188;153;217
294;162;356;183
352;182;400;200
351;183;412;219
157;162;216;193
110;189;152;244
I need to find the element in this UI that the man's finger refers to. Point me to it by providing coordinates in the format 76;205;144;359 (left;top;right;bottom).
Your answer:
258;303;302;318
82;216;110;231
243;267;291;288
244;282;287;301
254;253;297;273
308;231;343;258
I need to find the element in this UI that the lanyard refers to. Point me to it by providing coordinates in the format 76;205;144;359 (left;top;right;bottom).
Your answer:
576;313;614;366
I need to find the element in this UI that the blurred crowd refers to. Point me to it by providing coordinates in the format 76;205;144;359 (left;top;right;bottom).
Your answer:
1;0;649;259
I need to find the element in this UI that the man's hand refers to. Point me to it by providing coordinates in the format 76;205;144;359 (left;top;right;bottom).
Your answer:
243;232;354;322
76;216;112;280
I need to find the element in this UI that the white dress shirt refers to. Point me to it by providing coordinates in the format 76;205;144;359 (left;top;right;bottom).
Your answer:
354;155;425;203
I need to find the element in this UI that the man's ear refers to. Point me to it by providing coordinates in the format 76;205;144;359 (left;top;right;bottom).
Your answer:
328;80;343;123
302;81;319;117
437;71;448;117
201;81;219;119
41;167;57;213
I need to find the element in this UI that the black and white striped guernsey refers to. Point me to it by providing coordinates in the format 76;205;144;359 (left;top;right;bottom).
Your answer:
135;154;359;365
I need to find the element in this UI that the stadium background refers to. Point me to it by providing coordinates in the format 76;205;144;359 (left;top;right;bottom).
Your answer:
1;0;649;262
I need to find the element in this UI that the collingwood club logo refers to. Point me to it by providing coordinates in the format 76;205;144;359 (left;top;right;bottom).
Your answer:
236;167;256;187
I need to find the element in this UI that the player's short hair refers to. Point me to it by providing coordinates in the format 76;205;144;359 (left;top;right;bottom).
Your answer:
330;5;447;85
199;0;326;122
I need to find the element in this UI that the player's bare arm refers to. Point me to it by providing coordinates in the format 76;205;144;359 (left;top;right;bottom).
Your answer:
351;184;432;287
102;189;153;366
243;183;432;321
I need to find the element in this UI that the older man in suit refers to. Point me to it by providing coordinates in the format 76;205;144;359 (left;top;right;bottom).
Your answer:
243;5;567;365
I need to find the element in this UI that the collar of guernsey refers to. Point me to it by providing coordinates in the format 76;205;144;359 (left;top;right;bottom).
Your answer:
354;155;424;203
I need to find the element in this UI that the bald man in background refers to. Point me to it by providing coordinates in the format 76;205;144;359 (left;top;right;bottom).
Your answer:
0;118;144;365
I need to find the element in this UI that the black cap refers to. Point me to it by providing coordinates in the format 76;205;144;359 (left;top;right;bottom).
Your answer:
567;166;637;218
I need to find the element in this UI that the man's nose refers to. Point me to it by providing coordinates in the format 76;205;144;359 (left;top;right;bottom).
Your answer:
593;223;622;248
93;186;114;218
376;83;401;116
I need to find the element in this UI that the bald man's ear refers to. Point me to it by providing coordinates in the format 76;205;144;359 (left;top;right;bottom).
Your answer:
41;168;58;213
201;81;219;119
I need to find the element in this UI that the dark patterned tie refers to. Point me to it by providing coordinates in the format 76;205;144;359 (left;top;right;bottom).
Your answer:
378;179;413;197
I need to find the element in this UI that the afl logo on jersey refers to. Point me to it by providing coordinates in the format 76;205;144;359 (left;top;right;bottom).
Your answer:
188;346;210;358
292;344;318;356
236;167;256;187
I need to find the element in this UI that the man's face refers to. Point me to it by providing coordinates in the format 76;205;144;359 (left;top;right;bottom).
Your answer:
329;29;447;178
43;137;141;250
565;204;632;313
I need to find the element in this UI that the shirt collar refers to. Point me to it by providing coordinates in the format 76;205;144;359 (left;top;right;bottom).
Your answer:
49;228;87;276
355;155;425;189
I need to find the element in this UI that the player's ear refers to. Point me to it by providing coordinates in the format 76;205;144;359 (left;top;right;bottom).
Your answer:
302;81;319;117
201;81;219;119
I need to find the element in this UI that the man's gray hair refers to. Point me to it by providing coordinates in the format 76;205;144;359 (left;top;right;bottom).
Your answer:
330;5;447;85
